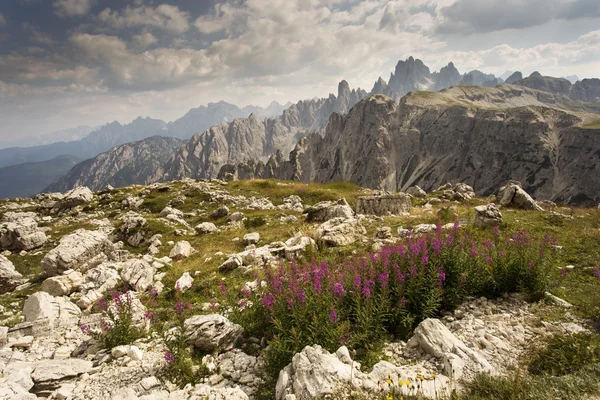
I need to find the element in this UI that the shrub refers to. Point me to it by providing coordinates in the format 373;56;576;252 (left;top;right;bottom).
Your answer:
244;216;267;229
528;333;600;376
79;291;142;349
144;289;208;387
235;224;556;374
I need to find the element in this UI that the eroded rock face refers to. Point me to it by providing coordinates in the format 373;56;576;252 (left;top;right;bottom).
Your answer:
0;255;22;294
52;186;93;213
408;318;495;379
41;229;115;277
304;199;353;222
497;181;543;211
22;292;81;328
0;212;47;251
356;193;412;216
473;204;503;228
315;218;366;247
184;314;243;353
120;260;155;292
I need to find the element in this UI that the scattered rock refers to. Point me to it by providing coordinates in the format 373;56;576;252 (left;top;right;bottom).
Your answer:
211;206;230;219
0;255;23;294
169;241;194;260
0;212;47;251
175;272;194;292
185;314;243;353
41;229;115;277
406;186;426;197
315;218;366;246
41;270;84;297
304;199;353;222
120;260;155;292
22;292;81;328
356;193;412;216
195;222;219;234
242;232;260;245
497;181;543;211
52;186;94;213
473;204;503;228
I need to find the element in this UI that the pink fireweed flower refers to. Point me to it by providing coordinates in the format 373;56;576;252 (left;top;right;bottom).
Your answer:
329;309;338;323
261;293;275;310
377;272;389;289
560;268;569;277
219;283;228;294
433;239;442;255
111;291;122;308
399;296;407;308
593;269;600;280
353;274;361;291
144;310;156;321
97;298;108;311
492;226;500;236
164;351;175;363
333;282;345;298
79;323;90;335
438;271;446;283
175;302;185;314
421;255;429;265
295;289;306;304
528;261;535;270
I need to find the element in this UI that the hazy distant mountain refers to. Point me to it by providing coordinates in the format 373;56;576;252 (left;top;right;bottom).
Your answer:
0;117;168;169
565;75;580;84
504;71;523;84
499;71;515;81
0;155;81;199
0;125;94;149
514;72;572;97
47;136;184;193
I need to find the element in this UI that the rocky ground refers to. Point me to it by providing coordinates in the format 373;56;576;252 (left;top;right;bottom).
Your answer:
0;179;599;399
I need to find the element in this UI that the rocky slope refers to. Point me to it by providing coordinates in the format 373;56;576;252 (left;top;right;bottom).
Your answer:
161;81;367;181
0;155;82;199
46;136;184;193
233;85;600;205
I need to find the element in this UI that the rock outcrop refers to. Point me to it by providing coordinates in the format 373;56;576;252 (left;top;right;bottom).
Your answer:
356;193;412;216
304;198;354;222
0;255;23;294
184;314;243;353
473;204;503;228
497;181;543;210
41;229;115;277
0;212;47;251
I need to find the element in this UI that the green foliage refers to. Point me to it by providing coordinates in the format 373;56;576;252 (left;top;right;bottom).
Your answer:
244;216;267;229
81;292;142;349
143;290;209;388
458;364;600;400
232;227;556;376
528;333;600;376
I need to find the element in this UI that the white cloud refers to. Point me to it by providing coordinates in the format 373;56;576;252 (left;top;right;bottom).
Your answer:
0;52;98;83
132;32;158;50
70;33;218;88
53;0;93;17
98;4;190;34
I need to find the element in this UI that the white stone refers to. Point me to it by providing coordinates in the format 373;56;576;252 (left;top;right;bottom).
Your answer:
175;272;193;292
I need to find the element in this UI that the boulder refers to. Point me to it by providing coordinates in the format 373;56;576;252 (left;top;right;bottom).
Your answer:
117;212;149;247
169;241;194;260
195;222;219;234
228;212;245;222
304;198;353;222
52;186;93;212
497;181;543;211
0;212;47;251
453;183;476;200
120;260;155;292
408;318;494;379
315;218;366;247
159;206;184;218
175;272;193;292
375;226;392;239
211;205;230;219
406;185;426;197
76;265;121;309
185;314;243;353
0;255;23;294
30;359;93;383
473;204;503;228
41;270;83;296
22;292;81;328
275;345;359;400
41;229;115;277
242;232;260;245
284;233;316;260
218;255;243;272
356;193;411;216
279;195;304;212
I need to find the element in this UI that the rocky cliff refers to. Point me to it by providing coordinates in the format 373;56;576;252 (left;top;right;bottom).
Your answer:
239;85;600;204
46;136;184;192
161;81;367;181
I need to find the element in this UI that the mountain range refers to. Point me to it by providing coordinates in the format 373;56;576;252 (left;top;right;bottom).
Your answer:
2;57;600;203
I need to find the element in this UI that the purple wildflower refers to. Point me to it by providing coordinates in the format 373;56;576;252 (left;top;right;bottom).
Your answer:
79;324;90;335
175;302;185;314
333;282;345;298
594;269;600;280
262;293;275;310
97;298;108;311
144;310;155;321
219;283;227;294
164;351;175;363
329;309;338;323
438;271;446;283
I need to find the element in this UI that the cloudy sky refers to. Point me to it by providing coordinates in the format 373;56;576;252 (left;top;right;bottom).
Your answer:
1;0;599;141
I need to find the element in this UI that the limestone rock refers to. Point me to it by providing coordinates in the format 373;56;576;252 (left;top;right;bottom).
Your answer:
185;314;243;353
304;199;353;222
218;255;243;272
315;218;366;247
211;205;230;219
498;181;543;211
406;186;426;197
0;255;23;294
41;229;115;277
169;241;194;260
175;272;193;292
120;260;155;292
473;204;503;228
52;186;93;212
22;292;81;328
0;212;47;251
409;318;494;378
242;232;260;245
356;193;411;216
31;359;93;383
41;270;83;296
195;222;219;234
